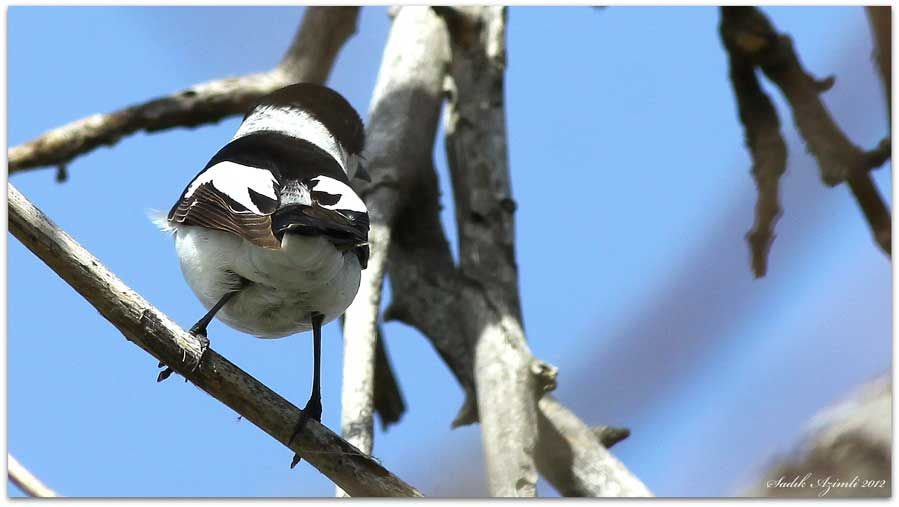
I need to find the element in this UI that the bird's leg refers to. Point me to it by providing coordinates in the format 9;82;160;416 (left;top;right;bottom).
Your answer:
157;289;241;383
289;311;325;469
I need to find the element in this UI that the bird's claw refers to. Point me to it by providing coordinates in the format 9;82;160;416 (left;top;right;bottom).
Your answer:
156;327;210;382
288;400;323;469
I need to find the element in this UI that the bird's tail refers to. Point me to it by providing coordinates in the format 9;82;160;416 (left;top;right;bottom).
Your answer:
146;208;176;234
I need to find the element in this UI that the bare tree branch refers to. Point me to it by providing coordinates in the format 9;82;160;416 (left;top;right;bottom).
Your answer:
536;396;652;497
720;6;891;258
384;6;651;497
336;6;451;497
720;17;788;278
865;6;891;122
8;183;421;498
372;330;406;429
441;6;541;496
9;5;651;497
8;454;58;498
8;6;359;175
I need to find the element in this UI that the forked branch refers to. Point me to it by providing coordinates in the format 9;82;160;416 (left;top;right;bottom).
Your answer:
386;6;651;497
720;6;892;263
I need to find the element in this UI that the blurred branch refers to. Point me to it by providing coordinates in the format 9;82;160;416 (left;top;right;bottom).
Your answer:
8;454;58;498
865;6;891;123
8;7;359;176
745;374;891;497
720;16;788;278
7;183;421;497
385;6;651;497
337;6;451;497
720;6;891;260
373;330;406;429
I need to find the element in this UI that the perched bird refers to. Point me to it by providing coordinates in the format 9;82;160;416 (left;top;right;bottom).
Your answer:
158;83;370;467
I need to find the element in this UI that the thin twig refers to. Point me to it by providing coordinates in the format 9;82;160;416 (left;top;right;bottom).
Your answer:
719;8;788;278
8;183;421;498
8;7;359;175
8;454;58;498
720;6;891;257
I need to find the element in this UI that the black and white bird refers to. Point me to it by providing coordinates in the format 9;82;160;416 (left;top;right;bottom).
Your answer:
158;83;370;467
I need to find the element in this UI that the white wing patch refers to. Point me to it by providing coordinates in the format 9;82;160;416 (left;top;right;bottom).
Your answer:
185;161;278;215
311;176;367;213
233;106;349;176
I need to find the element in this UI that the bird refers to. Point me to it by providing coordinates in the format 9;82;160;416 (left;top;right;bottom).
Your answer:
157;83;370;468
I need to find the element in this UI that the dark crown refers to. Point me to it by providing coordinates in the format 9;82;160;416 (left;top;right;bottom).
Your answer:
245;83;365;155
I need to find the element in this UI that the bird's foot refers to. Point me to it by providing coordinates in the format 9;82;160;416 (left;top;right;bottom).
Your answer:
156;326;210;383
156;361;175;383
289;399;323;469
188;325;210;374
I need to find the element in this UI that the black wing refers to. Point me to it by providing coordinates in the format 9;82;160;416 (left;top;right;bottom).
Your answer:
169;133;369;264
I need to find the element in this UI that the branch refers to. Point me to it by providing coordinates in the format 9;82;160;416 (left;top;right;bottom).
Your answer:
865;6;891;122
441;7;541;496
336;6;450;496
8;6;360;175
372;329;406;429
720;17;788;278
386;182;651;497
8;454;58;498
385;6;651;497
536;397;651;497
7;183;421;498
720;6;891;258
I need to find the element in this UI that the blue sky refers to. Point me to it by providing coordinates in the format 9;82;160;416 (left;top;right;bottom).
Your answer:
8;6;891;497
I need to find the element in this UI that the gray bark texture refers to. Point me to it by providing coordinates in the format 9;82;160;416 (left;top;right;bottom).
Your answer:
381;6;652;497
8;184;422;498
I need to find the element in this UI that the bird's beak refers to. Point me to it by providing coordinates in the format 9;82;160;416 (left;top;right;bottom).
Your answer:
355;163;371;182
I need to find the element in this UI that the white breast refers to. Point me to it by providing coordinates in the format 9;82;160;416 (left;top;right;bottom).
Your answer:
173;225;362;338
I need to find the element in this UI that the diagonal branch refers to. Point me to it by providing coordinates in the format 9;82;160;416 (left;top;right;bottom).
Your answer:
8;454;58;498
8;183;421;498
720;6;892;258
337;5;451;497
719;9;788;278
8;6;359;175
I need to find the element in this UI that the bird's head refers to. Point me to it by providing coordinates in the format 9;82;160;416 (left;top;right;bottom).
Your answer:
235;83;369;182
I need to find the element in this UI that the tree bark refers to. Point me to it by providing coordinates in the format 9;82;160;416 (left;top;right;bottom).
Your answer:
8;183;421;498
336;6;451;496
8;454;58;498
